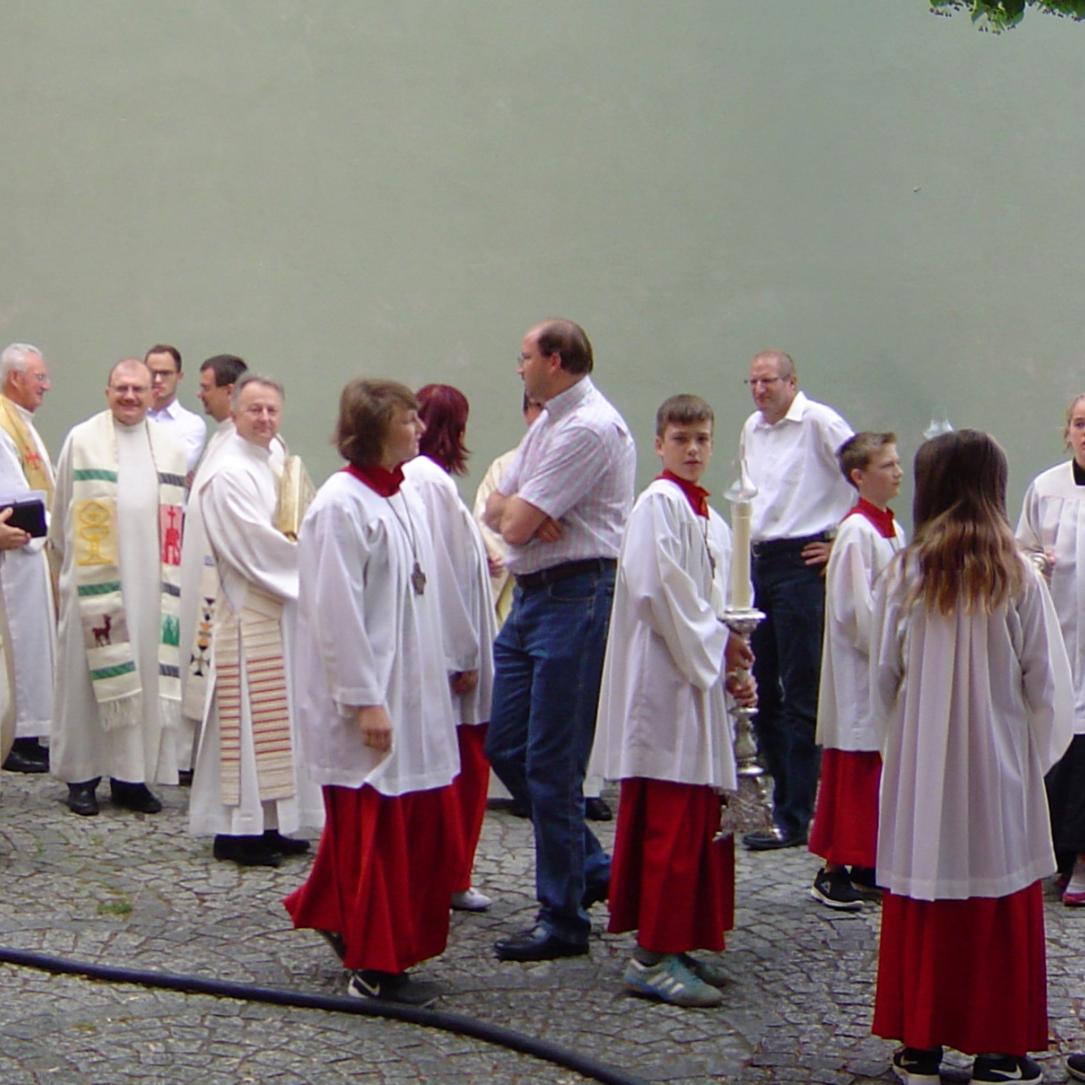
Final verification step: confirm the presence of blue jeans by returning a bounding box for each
[750,545,826,840]
[485,566,614,943]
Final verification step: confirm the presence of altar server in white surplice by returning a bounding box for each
[0,343,57,774]
[179,354,249,770]
[1016,391,1085,907]
[591,395,754,1009]
[285,379,463,1009]
[191,375,321,867]
[404,382,495,913]
[872,430,1072,1083]
[51,359,187,817]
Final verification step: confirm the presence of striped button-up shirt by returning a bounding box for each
[499,377,635,576]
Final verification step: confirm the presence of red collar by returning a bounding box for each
[658,469,710,519]
[343,462,405,496]
[846,497,895,539]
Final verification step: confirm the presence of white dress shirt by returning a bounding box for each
[740,391,854,543]
[148,398,207,472]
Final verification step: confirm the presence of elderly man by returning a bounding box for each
[484,318,635,961]
[739,349,853,850]
[178,354,249,763]
[50,358,188,816]
[0,343,56,773]
[145,344,207,473]
[189,375,320,866]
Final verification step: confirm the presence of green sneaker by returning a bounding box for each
[623,954,723,1007]
[678,952,728,988]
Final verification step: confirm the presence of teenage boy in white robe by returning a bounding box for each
[808,433,905,910]
[590,394,755,1008]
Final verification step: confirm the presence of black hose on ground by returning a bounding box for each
[0,945,650,1085]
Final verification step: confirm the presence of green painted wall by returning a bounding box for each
[3,1,1083,524]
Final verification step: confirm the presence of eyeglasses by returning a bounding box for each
[110,384,149,395]
[745,377,785,388]
[149,371,176,383]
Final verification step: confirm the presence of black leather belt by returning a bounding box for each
[751,532,831,559]
[515,557,617,591]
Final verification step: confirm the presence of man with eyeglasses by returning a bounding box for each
[739,349,853,851]
[0,343,56,773]
[145,344,207,474]
[49,359,188,817]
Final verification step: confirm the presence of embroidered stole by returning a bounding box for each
[215,585,295,805]
[0,395,54,505]
[70,412,185,732]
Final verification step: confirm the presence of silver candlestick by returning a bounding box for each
[724,469,772,815]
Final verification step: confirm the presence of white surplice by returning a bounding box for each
[403,454,494,726]
[189,433,322,837]
[472,446,517,615]
[293,470,459,797]
[0,402,56,740]
[590,479,737,790]
[1016,460,1085,735]
[872,557,1073,901]
[50,420,182,785]
[815,511,905,751]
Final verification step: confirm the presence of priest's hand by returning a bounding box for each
[356,705,393,753]
[0,507,30,550]
[451,670,479,695]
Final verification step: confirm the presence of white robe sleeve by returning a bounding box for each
[624,491,728,692]
[1016,565,1074,774]
[201,470,298,604]
[870,564,906,746]
[305,501,388,710]
[827,525,877,655]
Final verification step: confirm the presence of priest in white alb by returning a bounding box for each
[0,342,57,774]
[50,358,187,816]
[179,353,250,773]
[189,374,321,866]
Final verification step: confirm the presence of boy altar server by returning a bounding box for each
[590,394,755,1008]
[808,433,905,910]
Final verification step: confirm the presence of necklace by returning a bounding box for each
[701,516,716,580]
[385,493,427,595]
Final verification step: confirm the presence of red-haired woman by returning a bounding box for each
[403,383,496,912]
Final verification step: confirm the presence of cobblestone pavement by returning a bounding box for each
[0,773,1081,1084]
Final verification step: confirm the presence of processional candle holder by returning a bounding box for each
[723,471,771,815]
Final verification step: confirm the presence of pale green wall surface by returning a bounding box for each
[3,1,1083,525]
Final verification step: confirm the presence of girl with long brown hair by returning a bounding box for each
[871,430,1072,1085]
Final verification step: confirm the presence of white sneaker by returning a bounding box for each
[451,887,492,912]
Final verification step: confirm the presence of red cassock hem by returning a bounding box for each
[283,783,460,974]
[873,883,1048,1056]
[451,723,490,892]
[808,748,881,867]
[607,778,734,954]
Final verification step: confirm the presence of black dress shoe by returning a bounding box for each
[4,739,49,774]
[585,796,613,821]
[109,780,163,814]
[741,826,806,851]
[494,924,588,962]
[67,781,100,816]
[262,830,311,856]
[582,879,610,909]
[213,834,282,867]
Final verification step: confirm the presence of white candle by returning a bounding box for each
[730,500,753,609]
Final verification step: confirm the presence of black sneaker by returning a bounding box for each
[811,868,863,911]
[970,1054,1041,1085]
[347,969,442,1008]
[1068,1052,1085,1082]
[892,1046,943,1084]
[849,865,883,901]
